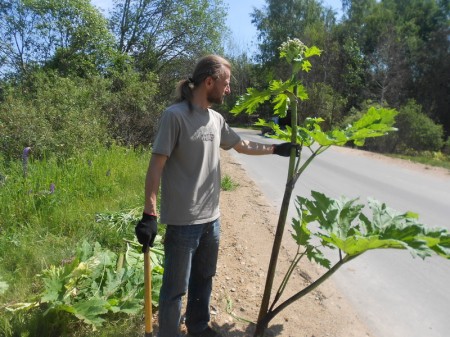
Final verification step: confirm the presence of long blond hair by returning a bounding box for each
[175,55,231,103]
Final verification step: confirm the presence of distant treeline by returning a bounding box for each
[1,0,448,160]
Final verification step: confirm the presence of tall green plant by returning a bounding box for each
[231,38,450,336]
[4,239,164,331]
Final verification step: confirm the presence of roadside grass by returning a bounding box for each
[387,151,450,171]
[221,174,239,191]
[0,145,152,336]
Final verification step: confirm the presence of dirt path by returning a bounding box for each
[205,150,373,337]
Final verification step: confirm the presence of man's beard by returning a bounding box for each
[207,88,224,105]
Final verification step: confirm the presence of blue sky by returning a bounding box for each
[91,0,343,54]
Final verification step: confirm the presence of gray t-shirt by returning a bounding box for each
[152,101,241,225]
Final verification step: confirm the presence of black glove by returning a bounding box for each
[273,142,300,157]
[135,213,158,252]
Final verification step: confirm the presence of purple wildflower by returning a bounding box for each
[49,183,55,194]
[22,147,31,178]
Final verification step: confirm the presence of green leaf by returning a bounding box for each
[297,107,397,148]
[301,60,312,72]
[304,46,322,58]
[272,93,290,117]
[306,248,331,269]
[72,298,108,328]
[427,232,450,259]
[231,87,271,115]
[296,85,309,101]
[102,268,125,298]
[78,240,93,262]
[118,299,142,315]
[291,203,332,268]
[294,192,450,261]
[40,266,66,303]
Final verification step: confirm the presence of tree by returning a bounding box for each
[365,25,409,107]
[0,0,116,79]
[0,0,41,77]
[251,0,326,65]
[393,100,444,152]
[351,0,450,133]
[109,0,227,74]
[391,0,450,135]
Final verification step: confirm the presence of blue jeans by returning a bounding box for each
[158,219,220,337]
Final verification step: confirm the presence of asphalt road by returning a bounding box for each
[228,128,450,337]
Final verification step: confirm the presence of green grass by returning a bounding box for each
[0,145,153,336]
[387,151,450,171]
[221,174,239,191]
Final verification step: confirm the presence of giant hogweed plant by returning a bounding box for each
[231,39,450,337]
[4,216,164,331]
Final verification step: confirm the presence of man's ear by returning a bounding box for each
[205,76,215,88]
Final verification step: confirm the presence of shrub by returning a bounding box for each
[0,71,111,160]
[394,100,444,152]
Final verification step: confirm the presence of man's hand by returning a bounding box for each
[273,142,301,157]
[135,213,158,252]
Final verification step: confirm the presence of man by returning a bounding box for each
[135,55,297,337]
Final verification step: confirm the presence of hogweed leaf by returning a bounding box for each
[72,298,108,329]
[272,93,290,117]
[102,268,125,298]
[291,217,310,247]
[346,107,398,144]
[301,60,312,72]
[298,107,397,148]
[426,231,450,259]
[117,299,142,315]
[291,210,331,269]
[294,191,450,262]
[40,266,66,303]
[296,85,309,101]
[269,79,292,93]
[352,106,397,130]
[231,87,271,115]
[304,45,322,58]
[9,236,165,328]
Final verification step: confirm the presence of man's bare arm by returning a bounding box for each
[233,139,274,155]
[143,153,168,215]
